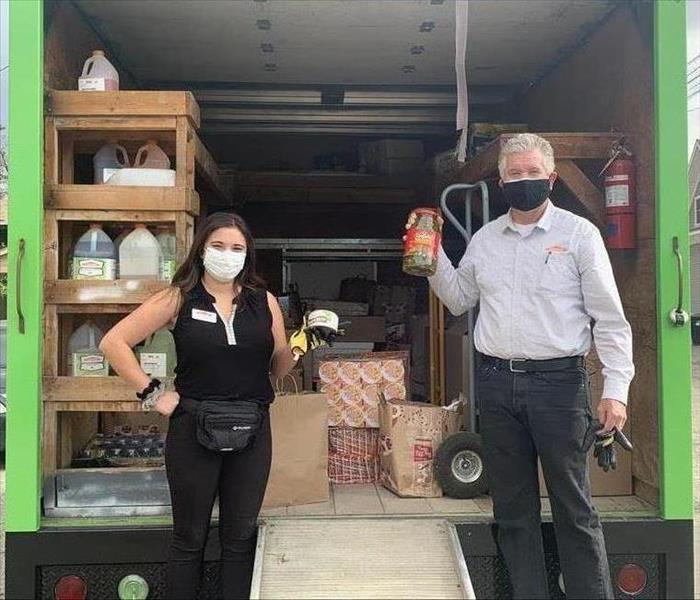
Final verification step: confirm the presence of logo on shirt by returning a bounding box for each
[545,244,568,254]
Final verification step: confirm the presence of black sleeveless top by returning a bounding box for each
[172,282,275,404]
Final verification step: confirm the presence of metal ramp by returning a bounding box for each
[251,518,475,599]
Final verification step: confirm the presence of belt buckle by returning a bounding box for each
[509,359,527,373]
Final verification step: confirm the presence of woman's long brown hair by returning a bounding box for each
[171,212,265,305]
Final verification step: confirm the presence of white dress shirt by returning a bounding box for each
[428,201,634,404]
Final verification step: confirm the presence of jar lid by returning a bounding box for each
[414,207,439,215]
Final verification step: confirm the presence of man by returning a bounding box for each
[414,133,633,599]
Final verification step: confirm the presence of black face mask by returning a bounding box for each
[502,178,550,211]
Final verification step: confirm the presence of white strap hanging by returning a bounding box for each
[455,0,469,162]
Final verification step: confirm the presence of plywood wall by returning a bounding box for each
[518,4,658,499]
[44,0,134,91]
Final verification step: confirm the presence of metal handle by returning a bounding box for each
[439,181,489,242]
[16,238,26,334]
[669,236,689,327]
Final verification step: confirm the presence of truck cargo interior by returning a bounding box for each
[41,0,658,523]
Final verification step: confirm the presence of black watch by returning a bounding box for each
[136,378,162,400]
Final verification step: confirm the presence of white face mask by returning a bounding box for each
[203,247,247,282]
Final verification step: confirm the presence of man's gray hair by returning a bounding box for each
[498,133,555,177]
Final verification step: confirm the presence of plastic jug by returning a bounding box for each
[68,322,108,377]
[119,224,161,279]
[156,227,177,281]
[136,328,177,378]
[72,224,117,280]
[93,141,130,183]
[113,228,130,278]
[79,50,119,91]
[134,140,171,169]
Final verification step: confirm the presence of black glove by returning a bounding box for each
[582,419,633,472]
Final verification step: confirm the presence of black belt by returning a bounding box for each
[177,397,269,414]
[480,354,585,373]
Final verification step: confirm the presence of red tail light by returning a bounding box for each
[53,575,87,600]
[617,563,647,596]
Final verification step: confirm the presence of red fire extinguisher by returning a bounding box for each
[601,140,636,249]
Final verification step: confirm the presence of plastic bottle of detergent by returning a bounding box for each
[72,224,117,280]
[119,224,161,279]
[93,141,130,183]
[134,140,171,169]
[68,322,108,377]
[136,328,177,378]
[155,227,177,281]
[78,50,119,91]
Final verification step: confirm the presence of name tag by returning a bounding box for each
[191,308,217,323]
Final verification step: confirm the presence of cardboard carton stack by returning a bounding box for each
[319,352,409,483]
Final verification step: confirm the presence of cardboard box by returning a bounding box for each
[340,316,386,343]
[359,139,424,175]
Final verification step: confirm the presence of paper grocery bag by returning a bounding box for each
[379,395,463,498]
[262,391,329,508]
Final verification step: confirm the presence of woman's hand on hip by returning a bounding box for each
[155,390,180,417]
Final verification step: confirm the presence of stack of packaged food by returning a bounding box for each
[318,351,409,484]
[73,425,165,468]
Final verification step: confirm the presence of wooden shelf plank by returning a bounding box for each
[556,159,606,227]
[45,280,169,305]
[47,208,192,223]
[44,377,171,404]
[194,130,232,204]
[46,185,200,215]
[236,171,422,190]
[47,91,201,129]
[435,132,621,184]
[53,116,178,131]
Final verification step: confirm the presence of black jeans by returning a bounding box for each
[165,404,272,600]
[477,360,613,600]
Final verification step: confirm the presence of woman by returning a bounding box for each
[100,212,311,599]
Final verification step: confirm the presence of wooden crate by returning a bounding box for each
[45,91,230,203]
[44,208,195,281]
[40,92,217,478]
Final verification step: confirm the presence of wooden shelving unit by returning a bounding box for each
[433,132,622,227]
[42,91,221,477]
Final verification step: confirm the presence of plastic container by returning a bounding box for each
[78,50,119,91]
[93,141,130,184]
[106,168,176,187]
[72,224,117,280]
[402,208,441,277]
[136,328,177,378]
[68,322,108,377]
[155,227,177,282]
[134,140,171,170]
[119,224,161,280]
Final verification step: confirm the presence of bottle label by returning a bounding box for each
[73,258,117,280]
[72,352,109,377]
[160,259,176,282]
[139,352,168,378]
[78,77,118,91]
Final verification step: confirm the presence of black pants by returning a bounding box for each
[165,405,272,600]
[477,360,613,600]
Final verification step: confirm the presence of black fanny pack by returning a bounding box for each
[179,397,264,453]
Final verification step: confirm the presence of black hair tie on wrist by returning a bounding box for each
[136,378,162,400]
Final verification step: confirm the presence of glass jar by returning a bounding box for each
[402,208,441,276]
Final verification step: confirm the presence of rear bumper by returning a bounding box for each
[6,518,693,599]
